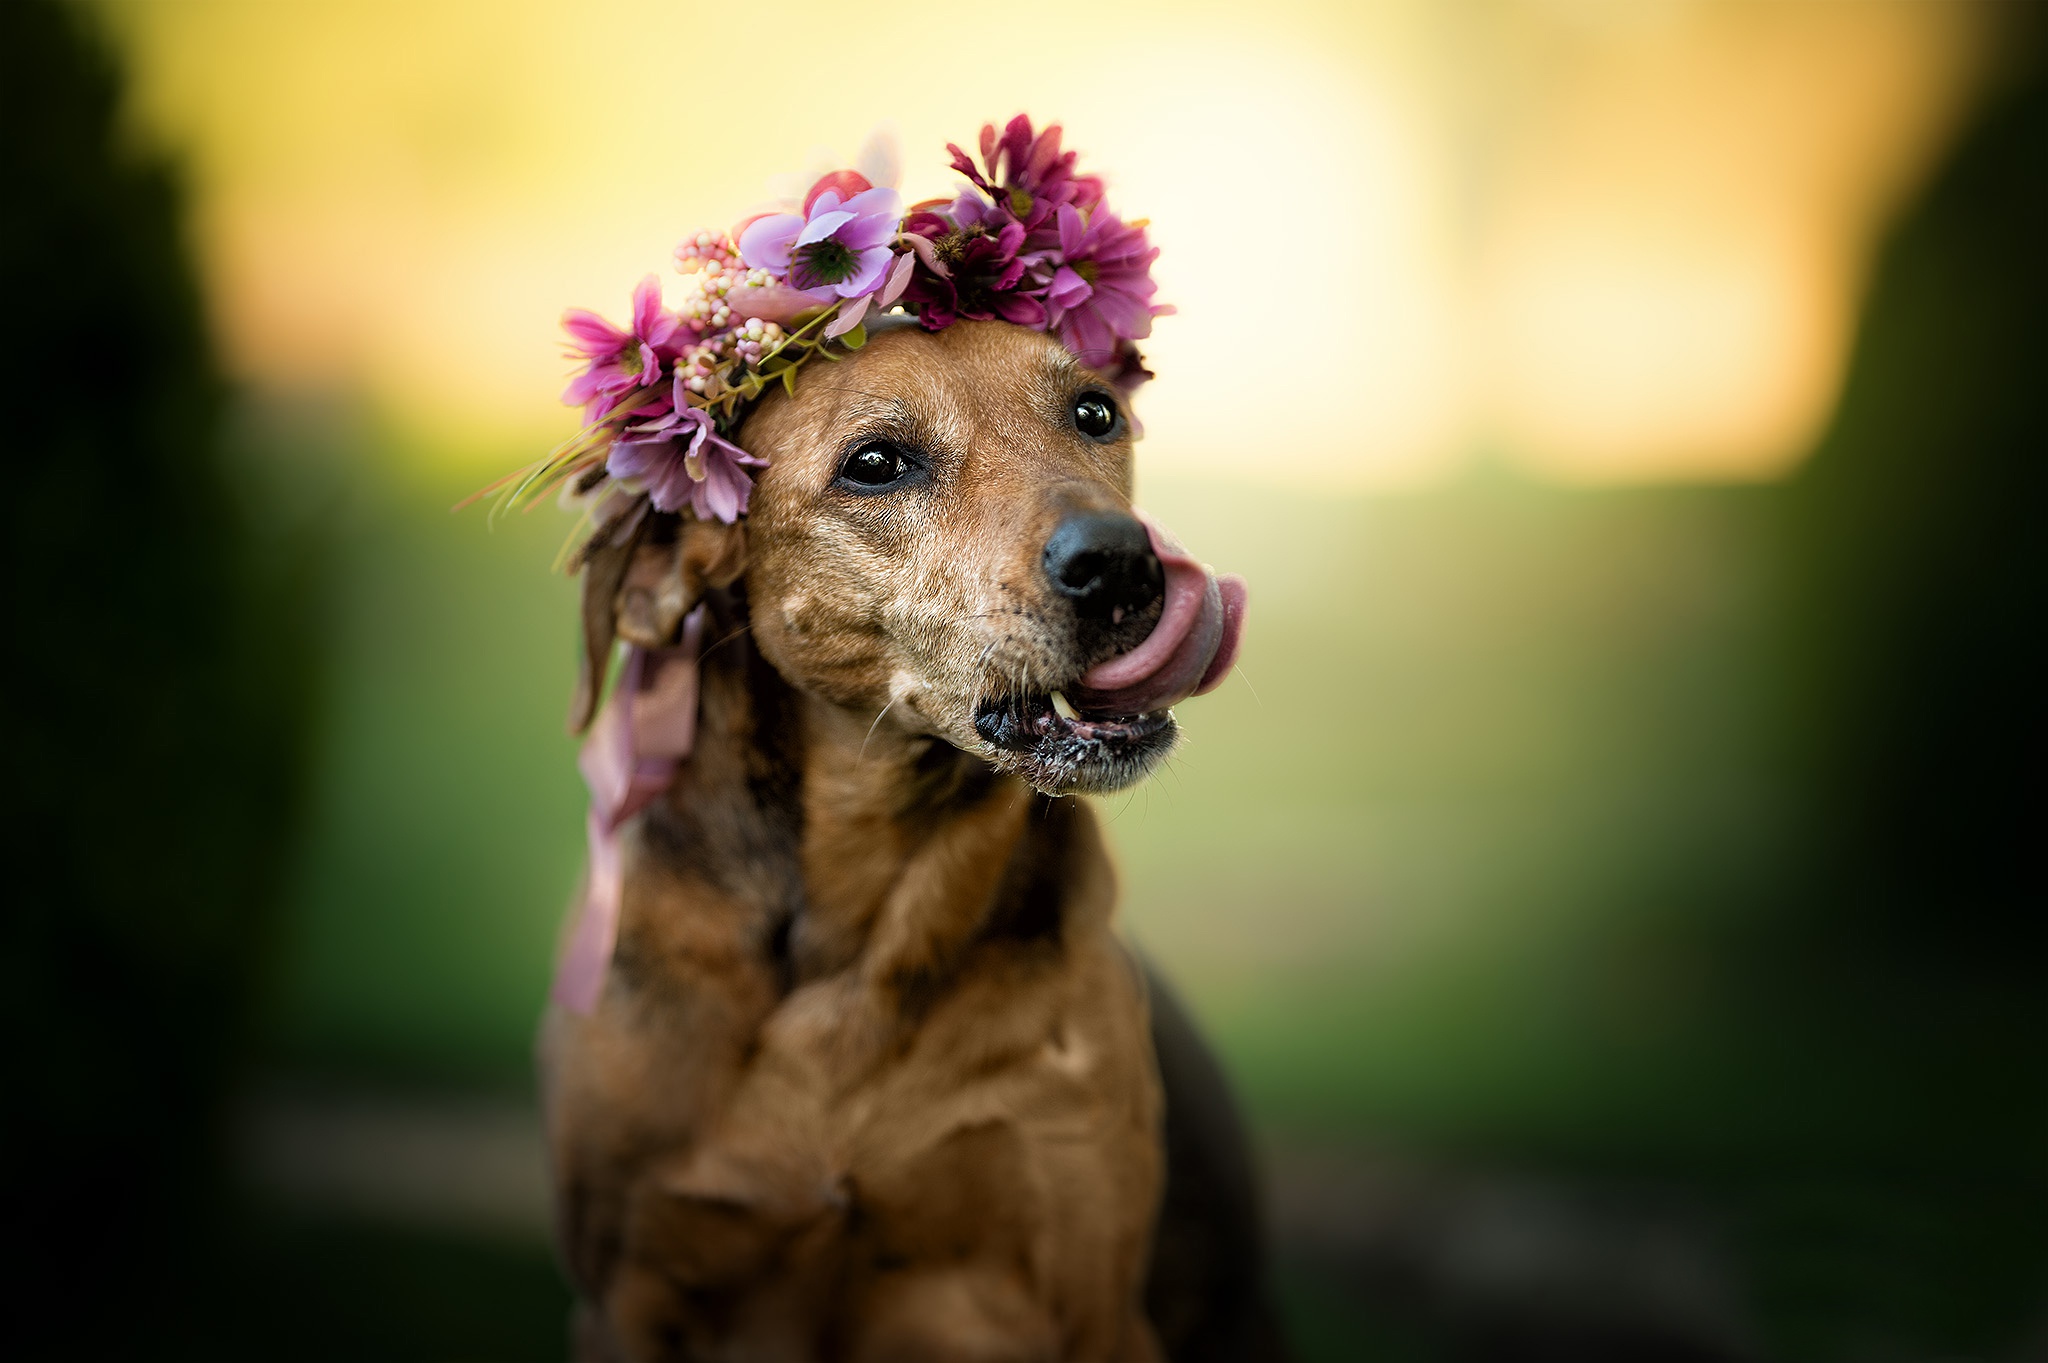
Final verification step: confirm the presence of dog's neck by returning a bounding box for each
[634,591,1095,1002]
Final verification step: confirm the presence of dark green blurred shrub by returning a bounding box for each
[0,1,318,1353]
[1746,35,2048,1361]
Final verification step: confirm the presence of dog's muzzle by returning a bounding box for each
[975,512,1247,793]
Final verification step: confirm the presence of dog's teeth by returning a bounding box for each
[1050,690,1080,721]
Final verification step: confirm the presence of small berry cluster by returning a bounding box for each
[673,316,788,397]
[670,232,770,335]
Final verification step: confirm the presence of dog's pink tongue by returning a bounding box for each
[1069,516,1247,717]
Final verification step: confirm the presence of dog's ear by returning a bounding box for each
[568,508,748,733]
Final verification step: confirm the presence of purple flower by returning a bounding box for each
[899,191,1046,330]
[1041,204,1171,368]
[947,114,1104,230]
[606,378,767,523]
[561,275,681,418]
[823,251,916,339]
[737,184,904,299]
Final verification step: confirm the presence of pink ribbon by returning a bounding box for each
[552,607,705,1013]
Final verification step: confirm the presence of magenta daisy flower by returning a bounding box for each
[1041,204,1171,368]
[947,114,1104,230]
[899,190,1047,330]
[560,275,681,418]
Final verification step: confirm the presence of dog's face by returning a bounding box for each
[734,319,1186,794]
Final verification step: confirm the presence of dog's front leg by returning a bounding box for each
[662,774,1034,1189]
[613,781,1033,1311]
[539,842,789,1334]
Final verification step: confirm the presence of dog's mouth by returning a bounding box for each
[972,691,1178,794]
[975,690,1175,748]
[972,516,1247,794]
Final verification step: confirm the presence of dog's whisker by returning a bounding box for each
[972,636,1002,683]
[857,696,897,766]
[699,619,755,663]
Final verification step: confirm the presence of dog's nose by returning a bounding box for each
[1043,511,1163,620]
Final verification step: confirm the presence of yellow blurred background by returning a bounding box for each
[105,0,1982,484]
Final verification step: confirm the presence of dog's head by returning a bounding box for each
[580,319,1243,795]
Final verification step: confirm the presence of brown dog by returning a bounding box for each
[539,319,1276,1362]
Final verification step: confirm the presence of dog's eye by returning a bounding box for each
[1073,392,1119,440]
[838,440,913,489]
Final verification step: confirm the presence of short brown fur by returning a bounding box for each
[541,321,1177,1362]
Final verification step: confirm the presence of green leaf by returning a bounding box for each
[839,322,867,350]
[780,366,799,398]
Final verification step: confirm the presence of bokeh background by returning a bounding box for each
[6,1,2042,1359]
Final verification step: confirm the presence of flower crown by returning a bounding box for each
[469,116,1170,540]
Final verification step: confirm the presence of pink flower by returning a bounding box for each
[899,191,1046,330]
[947,114,1104,230]
[1041,204,1172,368]
[737,182,904,299]
[606,378,767,524]
[561,275,682,418]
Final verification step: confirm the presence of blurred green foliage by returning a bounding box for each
[263,442,585,1079]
